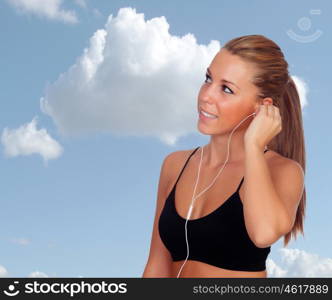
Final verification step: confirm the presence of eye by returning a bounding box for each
[222,84,233,94]
[204,74,234,95]
[204,73,212,83]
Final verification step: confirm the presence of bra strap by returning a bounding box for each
[236,148,269,192]
[174,146,200,186]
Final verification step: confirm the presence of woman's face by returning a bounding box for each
[197,48,263,135]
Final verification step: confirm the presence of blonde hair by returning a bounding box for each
[223,34,306,247]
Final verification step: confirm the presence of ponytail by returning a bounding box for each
[269,76,306,247]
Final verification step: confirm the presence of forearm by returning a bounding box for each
[243,145,290,246]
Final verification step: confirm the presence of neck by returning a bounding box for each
[203,130,247,167]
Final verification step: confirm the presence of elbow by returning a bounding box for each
[251,228,280,249]
[252,235,275,248]
[251,220,292,248]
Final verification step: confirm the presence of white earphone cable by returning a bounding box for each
[176,111,261,278]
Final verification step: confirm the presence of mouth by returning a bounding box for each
[198,107,218,120]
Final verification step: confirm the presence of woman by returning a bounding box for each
[143,34,306,278]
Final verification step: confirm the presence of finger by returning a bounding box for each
[275,107,282,124]
[261,104,266,116]
[275,105,281,119]
[270,103,275,120]
[263,102,269,117]
[267,102,274,120]
[265,102,271,117]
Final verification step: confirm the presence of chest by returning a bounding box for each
[174,167,245,221]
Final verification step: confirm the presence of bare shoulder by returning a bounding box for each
[155,148,194,203]
[266,149,305,200]
[266,149,304,176]
[164,147,197,172]
[164,148,196,166]
[163,148,198,191]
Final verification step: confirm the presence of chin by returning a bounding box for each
[197,120,220,135]
[197,119,238,136]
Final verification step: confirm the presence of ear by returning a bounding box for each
[254,97,273,114]
[261,97,274,105]
[255,97,273,109]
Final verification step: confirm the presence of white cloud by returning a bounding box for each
[0,265,52,278]
[0,265,9,277]
[266,258,288,277]
[28,271,49,278]
[291,75,309,108]
[40,7,220,145]
[6,0,78,24]
[1,117,63,164]
[39,7,306,146]
[267,248,332,277]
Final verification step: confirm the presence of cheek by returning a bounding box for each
[216,98,254,126]
[216,97,241,117]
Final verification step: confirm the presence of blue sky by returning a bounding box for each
[0,0,331,277]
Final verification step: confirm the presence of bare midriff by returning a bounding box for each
[171,260,267,278]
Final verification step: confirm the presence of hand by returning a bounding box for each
[244,103,282,150]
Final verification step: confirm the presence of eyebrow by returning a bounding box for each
[206,67,240,90]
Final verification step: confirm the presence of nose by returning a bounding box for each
[200,84,218,106]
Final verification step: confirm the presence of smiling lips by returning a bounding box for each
[199,107,218,120]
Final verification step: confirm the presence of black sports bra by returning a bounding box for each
[158,146,271,272]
